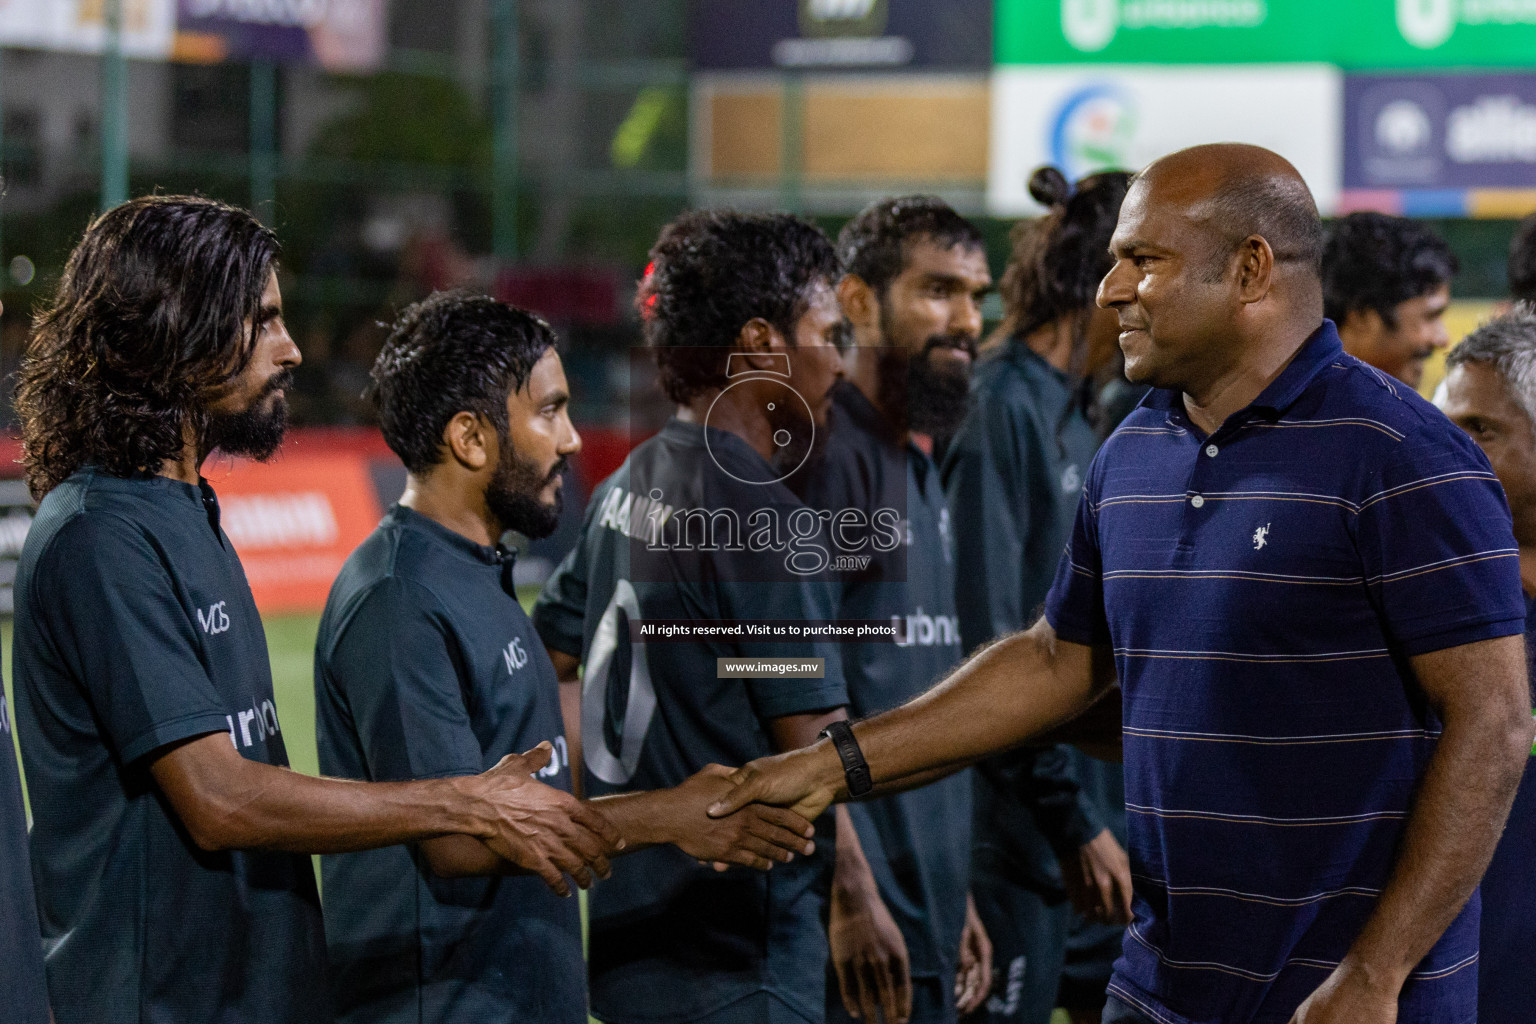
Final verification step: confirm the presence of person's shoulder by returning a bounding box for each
[801,393,889,506]
[25,474,152,569]
[971,345,1046,404]
[1311,356,1483,464]
[320,523,441,644]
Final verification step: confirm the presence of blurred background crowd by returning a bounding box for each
[0,1,1532,437]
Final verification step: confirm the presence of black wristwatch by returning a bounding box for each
[820,720,873,798]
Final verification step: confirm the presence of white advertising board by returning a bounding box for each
[0,0,174,59]
[989,65,1343,215]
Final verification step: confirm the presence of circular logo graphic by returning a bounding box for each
[1050,83,1137,182]
[1375,99,1432,156]
[1061,0,1120,52]
[1396,0,1455,50]
[703,376,816,486]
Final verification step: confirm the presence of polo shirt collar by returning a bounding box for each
[1141,319,1341,421]
[388,503,507,568]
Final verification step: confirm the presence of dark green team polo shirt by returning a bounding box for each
[315,504,584,1024]
[942,341,1106,888]
[533,418,849,1024]
[795,382,972,980]
[12,469,326,1024]
[0,675,48,1024]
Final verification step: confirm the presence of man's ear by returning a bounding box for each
[1235,235,1275,305]
[733,316,787,371]
[837,275,878,332]
[442,411,492,471]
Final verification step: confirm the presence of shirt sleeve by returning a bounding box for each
[532,533,590,659]
[322,577,483,781]
[942,396,1030,654]
[1017,746,1105,857]
[33,512,231,766]
[1043,459,1111,648]
[1355,429,1526,657]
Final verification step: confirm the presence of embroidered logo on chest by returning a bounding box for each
[197,601,231,635]
[1252,523,1272,550]
[503,636,529,674]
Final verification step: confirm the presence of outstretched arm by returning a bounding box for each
[152,735,623,896]
[1289,633,1533,1024]
[710,616,1114,820]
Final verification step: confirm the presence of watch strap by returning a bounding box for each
[820,720,873,798]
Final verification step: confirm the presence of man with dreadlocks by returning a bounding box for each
[10,196,622,1024]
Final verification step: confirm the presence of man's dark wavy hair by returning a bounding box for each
[1322,211,1457,329]
[837,194,984,296]
[638,210,839,404]
[17,195,279,500]
[371,291,557,474]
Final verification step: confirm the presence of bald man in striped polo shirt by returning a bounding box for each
[711,144,1533,1024]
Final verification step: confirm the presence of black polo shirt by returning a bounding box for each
[795,381,973,980]
[315,504,584,1024]
[12,468,326,1024]
[0,675,48,1024]
[533,418,849,1024]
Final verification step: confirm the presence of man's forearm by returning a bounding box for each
[164,753,483,854]
[813,622,1108,799]
[1339,702,1530,989]
[588,789,684,850]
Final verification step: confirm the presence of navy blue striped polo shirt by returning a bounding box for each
[1044,321,1525,1024]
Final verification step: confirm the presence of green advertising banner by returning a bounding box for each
[999,0,1536,68]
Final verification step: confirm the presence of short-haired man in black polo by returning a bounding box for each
[10,196,621,1024]
[317,292,818,1024]
[533,211,862,1024]
[711,145,1534,1024]
[1322,211,1456,389]
[1438,306,1536,1024]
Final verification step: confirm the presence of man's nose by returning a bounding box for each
[952,293,983,339]
[1097,263,1134,309]
[560,418,582,457]
[276,324,302,368]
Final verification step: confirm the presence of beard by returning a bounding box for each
[875,327,975,438]
[206,369,292,461]
[487,445,567,540]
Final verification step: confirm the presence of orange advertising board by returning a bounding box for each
[201,453,385,614]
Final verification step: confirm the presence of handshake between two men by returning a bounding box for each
[464,742,819,894]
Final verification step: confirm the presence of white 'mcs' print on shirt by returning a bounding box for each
[503,637,529,674]
[197,601,230,635]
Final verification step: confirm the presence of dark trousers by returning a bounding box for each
[827,974,955,1024]
[961,877,1070,1024]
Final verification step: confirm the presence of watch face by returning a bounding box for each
[704,355,816,486]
